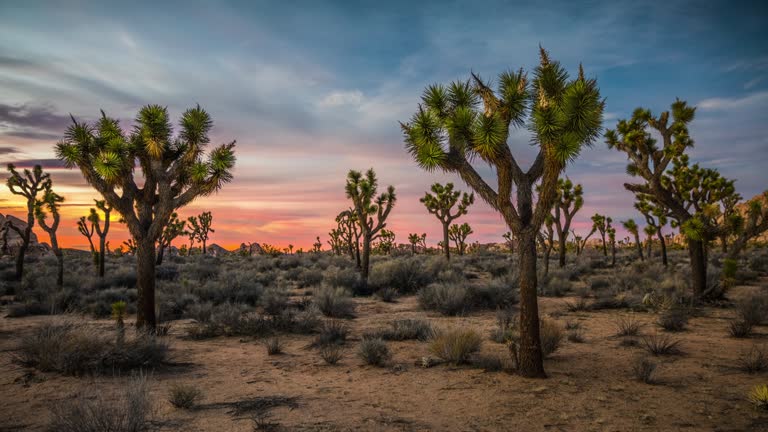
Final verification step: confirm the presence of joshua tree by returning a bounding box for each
[643,224,656,258]
[401,48,603,377]
[77,215,98,267]
[502,231,516,254]
[312,236,323,253]
[718,193,741,253]
[375,229,396,255]
[538,215,555,276]
[607,224,617,266]
[590,213,611,256]
[328,229,344,255]
[288,244,294,254]
[573,226,596,256]
[448,223,472,255]
[123,239,137,254]
[156,212,186,265]
[551,178,584,267]
[605,100,737,299]
[5,164,50,280]
[34,184,64,287]
[188,211,214,254]
[635,196,669,266]
[336,209,361,267]
[56,105,236,329]
[420,182,474,259]
[725,191,768,262]
[345,168,396,284]
[0,221,9,256]
[622,219,643,261]
[408,232,426,255]
[88,200,112,277]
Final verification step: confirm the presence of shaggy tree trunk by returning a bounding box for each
[361,233,371,284]
[156,243,166,266]
[688,239,707,299]
[601,233,607,256]
[557,233,567,268]
[634,233,643,261]
[658,231,668,266]
[202,240,207,255]
[136,238,157,330]
[98,235,106,277]
[442,222,450,260]
[517,228,545,378]
[543,245,552,277]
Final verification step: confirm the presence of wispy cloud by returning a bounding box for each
[698,91,768,110]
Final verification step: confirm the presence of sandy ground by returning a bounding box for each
[2,284,768,432]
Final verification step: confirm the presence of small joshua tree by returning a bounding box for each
[328,229,344,255]
[123,239,138,254]
[408,233,426,255]
[448,223,473,256]
[111,300,127,345]
[34,183,64,287]
[336,209,361,267]
[345,168,396,284]
[88,200,112,277]
[5,164,50,280]
[421,182,474,259]
[622,219,643,261]
[375,229,396,255]
[312,236,323,253]
[551,178,583,267]
[538,215,555,276]
[590,213,611,256]
[725,191,768,262]
[502,231,516,254]
[157,212,186,265]
[607,224,617,266]
[188,211,214,255]
[401,48,603,377]
[635,196,669,266]
[56,105,235,329]
[77,215,98,268]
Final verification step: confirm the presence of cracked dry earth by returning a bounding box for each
[2,284,768,431]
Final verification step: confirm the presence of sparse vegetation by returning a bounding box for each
[642,334,682,356]
[358,337,391,366]
[632,357,658,384]
[429,328,482,365]
[168,383,204,409]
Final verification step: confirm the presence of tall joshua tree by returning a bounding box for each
[89,200,112,277]
[401,48,603,377]
[5,164,50,280]
[448,222,473,256]
[622,219,643,261]
[421,182,474,260]
[188,211,214,254]
[56,105,236,329]
[328,228,344,255]
[336,209,361,267]
[345,168,396,284]
[605,100,736,299]
[725,191,768,261]
[77,215,98,267]
[643,224,656,259]
[157,212,186,265]
[635,196,669,266]
[590,213,611,256]
[551,178,583,267]
[34,184,64,287]
[538,215,555,276]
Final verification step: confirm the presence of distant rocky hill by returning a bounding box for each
[0,213,50,256]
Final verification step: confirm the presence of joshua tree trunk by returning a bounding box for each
[136,238,157,329]
[688,239,707,299]
[202,240,207,255]
[361,233,371,283]
[634,233,643,261]
[611,241,616,267]
[52,237,63,288]
[600,233,607,256]
[658,230,668,266]
[442,222,450,260]
[156,243,166,266]
[98,233,107,277]
[557,236,566,268]
[517,227,545,378]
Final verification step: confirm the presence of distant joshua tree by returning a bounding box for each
[590,213,611,256]
[643,224,656,259]
[336,209,361,267]
[56,105,236,329]
[375,229,396,255]
[607,223,616,266]
[288,244,294,254]
[635,196,668,266]
[313,236,323,252]
[77,215,98,267]
[408,233,426,255]
[538,215,555,276]
[123,238,137,254]
[156,212,186,265]
[34,182,64,287]
[328,229,344,255]
[448,223,473,256]
[345,168,396,284]
[188,211,214,254]
[420,182,474,260]
[5,164,50,280]
[725,191,768,262]
[89,200,112,277]
[551,178,584,267]
[502,232,516,254]
[621,219,643,261]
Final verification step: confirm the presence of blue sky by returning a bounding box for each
[0,0,767,248]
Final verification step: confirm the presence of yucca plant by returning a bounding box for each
[4,164,50,280]
[88,200,112,277]
[112,300,127,345]
[56,105,236,329]
[34,183,64,287]
[622,219,644,262]
[421,182,474,259]
[748,384,768,410]
[635,196,669,266]
[402,47,603,377]
[551,178,584,267]
[448,222,473,256]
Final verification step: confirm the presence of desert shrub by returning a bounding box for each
[589,276,613,291]
[18,321,168,375]
[470,354,505,372]
[368,257,439,294]
[315,287,356,318]
[259,287,289,316]
[641,333,682,356]
[749,384,768,410]
[322,266,363,293]
[263,337,285,355]
[657,308,689,332]
[470,277,518,309]
[6,301,50,318]
[312,320,348,347]
[564,297,590,312]
[632,357,658,384]
[539,275,572,297]
[590,293,631,310]
[567,329,586,343]
[735,294,768,326]
[376,287,398,303]
[48,373,153,432]
[291,305,322,334]
[296,267,324,288]
[736,344,768,374]
[168,383,204,409]
[490,307,516,343]
[729,319,753,338]
[418,283,469,316]
[372,319,434,341]
[82,288,138,318]
[319,344,344,365]
[615,314,642,337]
[358,337,391,366]
[429,328,482,365]
[539,319,565,357]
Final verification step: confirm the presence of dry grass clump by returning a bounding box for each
[418,283,468,316]
[315,286,356,318]
[641,333,682,356]
[367,319,434,341]
[319,344,345,365]
[657,308,689,332]
[168,382,204,409]
[729,319,753,338]
[262,337,285,355]
[736,344,768,374]
[615,314,642,337]
[311,320,348,348]
[749,384,768,410]
[358,337,391,366]
[429,328,482,365]
[632,357,658,384]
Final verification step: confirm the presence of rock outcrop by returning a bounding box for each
[0,213,50,256]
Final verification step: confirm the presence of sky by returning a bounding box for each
[0,0,767,250]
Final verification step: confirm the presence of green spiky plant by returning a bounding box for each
[408,233,426,255]
[77,215,99,269]
[538,215,555,276]
[421,182,474,260]
[157,212,186,265]
[336,209,361,267]
[187,211,214,255]
[448,223,473,256]
[345,168,396,284]
[56,105,236,329]
[401,48,603,377]
[328,228,344,255]
[590,213,611,256]
[552,178,584,267]
[88,200,112,277]
[635,195,669,266]
[5,164,50,280]
[34,183,64,287]
[375,229,396,255]
[622,219,643,261]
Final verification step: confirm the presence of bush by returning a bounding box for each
[564,297,590,312]
[418,283,468,316]
[376,287,398,303]
[615,314,642,337]
[322,266,363,294]
[168,383,204,409]
[567,329,585,343]
[18,321,168,375]
[539,319,564,357]
[632,357,658,384]
[736,294,768,326]
[641,334,682,356]
[490,308,516,343]
[429,328,482,365]
[368,256,443,294]
[48,373,153,432]
[263,337,285,355]
[749,384,768,410]
[311,320,348,347]
[358,337,391,366]
[319,344,345,365]
[315,287,356,318]
[470,354,505,372]
[736,344,767,374]
[259,287,289,316]
[470,278,518,309]
[657,308,689,332]
[539,275,572,297]
[729,319,753,338]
